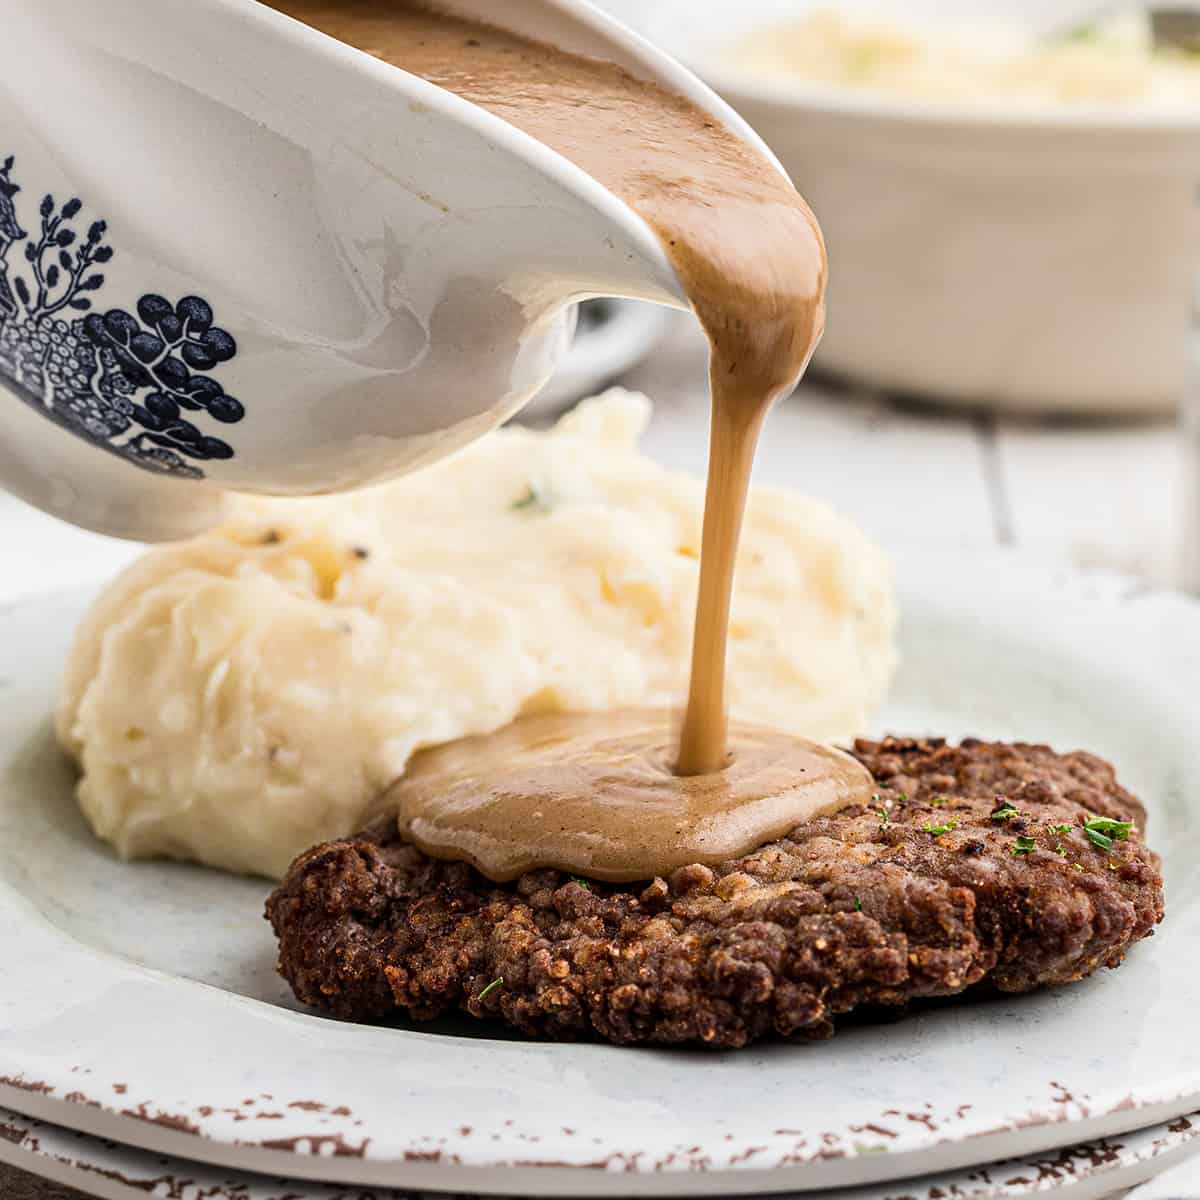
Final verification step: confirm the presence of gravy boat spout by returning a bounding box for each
[0,0,785,540]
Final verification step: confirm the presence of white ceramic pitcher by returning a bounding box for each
[0,0,785,541]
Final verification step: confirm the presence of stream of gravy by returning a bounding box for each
[269,0,872,879]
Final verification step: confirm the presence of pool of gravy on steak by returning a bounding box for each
[267,0,874,880]
[391,710,870,882]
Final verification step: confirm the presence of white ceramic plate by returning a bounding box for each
[3,1104,1199,1200]
[1,550,1198,1196]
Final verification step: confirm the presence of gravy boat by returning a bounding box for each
[0,0,786,540]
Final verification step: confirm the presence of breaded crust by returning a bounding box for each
[266,737,1164,1048]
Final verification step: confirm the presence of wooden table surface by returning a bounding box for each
[0,319,1189,1199]
[0,1169,88,1200]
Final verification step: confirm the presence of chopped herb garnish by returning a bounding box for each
[1080,814,1133,854]
[1055,844,1068,858]
[930,796,951,806]
[511,481,551,512]
[1063,20,1100,43]
[1011,835,1038,857]
[877,807,891,830]
[1048,823,1073,834]
[991,805,1021,822]
[1074,863,1085,873]
[1084,815,1134,842]
[923,819,959,836]
[477,977,504,1002]
[897,792,909,804]
[569,876,592,891]
[852,1141,890,1155]
[853,896,863,912]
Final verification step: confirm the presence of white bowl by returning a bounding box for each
[637,0,1200,415]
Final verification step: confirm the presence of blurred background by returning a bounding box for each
[3,0,1198,600]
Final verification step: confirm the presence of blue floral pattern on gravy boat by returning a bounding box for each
[0,155,244,480]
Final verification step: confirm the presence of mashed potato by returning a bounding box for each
[731,9,1200,108]
[57,391,896,879]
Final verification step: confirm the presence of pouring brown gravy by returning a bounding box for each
[269,0,874,878]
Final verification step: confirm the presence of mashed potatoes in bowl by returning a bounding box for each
[729,8,1200,110]
[632,1,1200,413]
[57,392,896,879]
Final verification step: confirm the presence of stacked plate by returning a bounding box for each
[2,1102,1198,1200]
[2,551,1199,1200]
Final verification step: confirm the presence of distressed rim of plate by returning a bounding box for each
[0,550,1198,1197]
[1,1103,1199,1200]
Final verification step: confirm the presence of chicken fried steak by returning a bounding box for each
[266,737,1163,1048]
